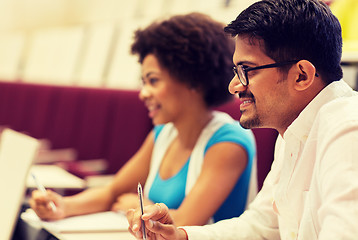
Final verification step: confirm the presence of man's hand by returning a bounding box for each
[126,203,188,240]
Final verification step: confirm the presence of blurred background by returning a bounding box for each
[0,0,257,89]
[0,0,356,90]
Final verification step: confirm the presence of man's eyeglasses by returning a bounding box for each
[233,60,318,86]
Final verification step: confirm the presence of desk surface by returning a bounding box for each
[54,232,135,240]
[13,209,135,240]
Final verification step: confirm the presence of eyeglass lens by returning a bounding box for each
[238,66,248,86]
[233,66,247,86]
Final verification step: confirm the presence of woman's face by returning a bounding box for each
[139,54,194,125]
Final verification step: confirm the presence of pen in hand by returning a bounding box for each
[31,173,57,212]
[137,182,147,240]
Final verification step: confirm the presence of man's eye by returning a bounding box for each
[246,69,257,76]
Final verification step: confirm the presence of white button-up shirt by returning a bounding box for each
[184,80,358,240]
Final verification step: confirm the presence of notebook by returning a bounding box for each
[0,129,40,240]
[21,209,129,233]
[26,164,86,189]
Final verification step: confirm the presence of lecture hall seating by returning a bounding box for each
[0,81,277,190]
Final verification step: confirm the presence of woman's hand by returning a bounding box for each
[126,203,188,240]
[111,192,154,212]
[29,189,65,221]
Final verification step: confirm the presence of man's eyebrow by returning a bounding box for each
[235,60,256,66]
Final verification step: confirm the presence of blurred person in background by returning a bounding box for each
[30,12,256,227]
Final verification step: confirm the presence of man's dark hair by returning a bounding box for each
[224,0,343,85]
[131,12,235,107]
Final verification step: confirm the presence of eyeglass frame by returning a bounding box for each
[232,60,319,86]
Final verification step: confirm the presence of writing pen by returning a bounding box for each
[31,173,57,212]
[137,182,147,240]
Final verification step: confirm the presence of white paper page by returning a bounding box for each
[21,209,129,233]
[27,165,86,189]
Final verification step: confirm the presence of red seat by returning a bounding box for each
[104,90,152,173]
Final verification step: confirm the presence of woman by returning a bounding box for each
[30,12,256,226]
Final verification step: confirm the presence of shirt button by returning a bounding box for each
[290,231,297,239]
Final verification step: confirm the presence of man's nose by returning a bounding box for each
[228,75,246,94]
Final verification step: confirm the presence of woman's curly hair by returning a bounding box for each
[131,12,235,107]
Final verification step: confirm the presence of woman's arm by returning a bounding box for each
[30,131,155,220]
[170,142,248,226]
[64,130,155,216]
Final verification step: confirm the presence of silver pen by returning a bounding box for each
[137,183,147,240]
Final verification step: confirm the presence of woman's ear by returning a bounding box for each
[294,60,317,91]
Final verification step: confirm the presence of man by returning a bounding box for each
[127,0,358,239]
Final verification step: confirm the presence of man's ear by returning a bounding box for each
[293,60,317,91]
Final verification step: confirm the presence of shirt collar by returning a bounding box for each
[284,80,355,143]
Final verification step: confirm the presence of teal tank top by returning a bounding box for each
[148,122,255,222]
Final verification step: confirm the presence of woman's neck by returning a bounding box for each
[173,109,214,149]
